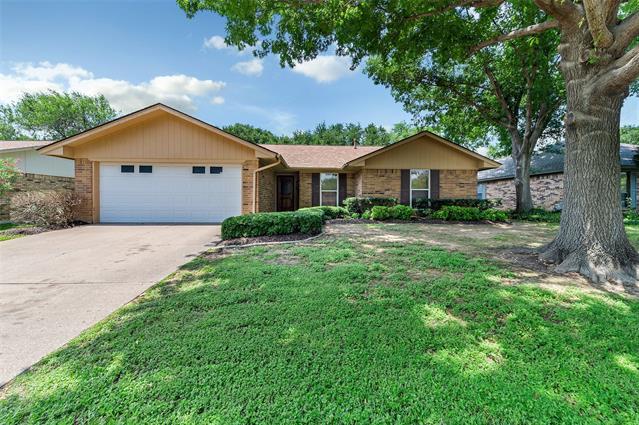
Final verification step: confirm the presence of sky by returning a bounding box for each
[0,0,637,138]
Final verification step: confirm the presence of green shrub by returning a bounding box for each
[370,206,391,220]
[415,208,432,218]
[624,210,639,225]
[343,197,397,214]
[512,208,561,223]
[432,206,482,221]
[221,210,323,240]
[389,204,414,220]
[299,206,348,220]
[361,210,371,220]
[351,213,361,219]
[480,208,509,222]
[413,198,502,211]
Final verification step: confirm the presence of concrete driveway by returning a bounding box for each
[0,225,220,386]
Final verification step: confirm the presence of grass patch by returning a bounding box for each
[0,222,34,242]
[1,237,638,423]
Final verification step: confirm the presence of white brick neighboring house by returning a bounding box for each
[477,144,639,211]
[0,141,75,221]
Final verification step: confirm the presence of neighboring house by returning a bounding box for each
[39,103,499,223]
[477,144,639,210]
[0,141,75,221]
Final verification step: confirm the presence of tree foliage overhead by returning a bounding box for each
[1,91,118,140]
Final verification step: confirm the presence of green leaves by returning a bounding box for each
[4,91,117,140]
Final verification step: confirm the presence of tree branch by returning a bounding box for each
[612,11,639,53]
[597,44,639,93]
[406,0,504,20]
[532,0,583,24]
[583,0,614,48]
[483,65,515,127]
[469,20,560,54]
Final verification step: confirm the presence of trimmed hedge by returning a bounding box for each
[413,198,502,211]
[432,206,482,221]
[343,197,397,214]
[221,210,323,240]
[298,206,349,220]
[369,204,414,221]
[432,206,508,222]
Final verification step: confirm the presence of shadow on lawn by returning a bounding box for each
[1,240,638,424]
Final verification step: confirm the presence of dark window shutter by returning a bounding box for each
[311,173,320,206]
[338,173,347,206]
[430,170,440,200]
[400,169,410,205]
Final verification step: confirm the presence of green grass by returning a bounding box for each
[1,237,639,424]
[0,223,33,241]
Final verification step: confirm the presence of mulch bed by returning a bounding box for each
[328,218,510,225]
[216,232,320,247]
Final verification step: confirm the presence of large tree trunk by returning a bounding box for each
[540,33,639,283]
[513,148,533,214]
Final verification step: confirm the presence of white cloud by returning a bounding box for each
[231,58,264,77]
[0,61,226,113]
[211,96,225,105]
[203,35,230,50]
[291,55,353,83]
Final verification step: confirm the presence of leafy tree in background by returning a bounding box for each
[0,158,19,196]
[223,123,282,145]
[179,0,639,283]
[3,91,117,140]
[621,125,639,145]
[224,120,419,146]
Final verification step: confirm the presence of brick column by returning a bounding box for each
[74,158,94,223]
[242,160,258,214]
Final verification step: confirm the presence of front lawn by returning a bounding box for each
[1,224,638,423]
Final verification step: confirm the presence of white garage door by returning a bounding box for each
[100,163,242,223]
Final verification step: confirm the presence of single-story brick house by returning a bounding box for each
[0,141,75,221]
[39,103,499,223]
[477,144,639,210]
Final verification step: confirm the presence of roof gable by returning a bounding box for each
[39,104,277,159]
[346,131,500,170]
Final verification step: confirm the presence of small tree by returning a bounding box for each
[0,158,19,196]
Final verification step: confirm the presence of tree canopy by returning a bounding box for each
[0,91,118,140]
[621,125,639,145]
[223,121,424,146]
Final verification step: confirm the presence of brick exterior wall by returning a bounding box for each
[483,173,564,210]
[299,172,313,208]
[242,160,258,214]
[74,158,94,223]
[358,169,402,199]
[1,173,75,221]
[257,168,276,212]
[439,170,477,199]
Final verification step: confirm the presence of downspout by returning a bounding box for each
[253,158,281,213]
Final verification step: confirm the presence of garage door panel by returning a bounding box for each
[100,163,242,223]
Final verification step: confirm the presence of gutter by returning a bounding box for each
[252,158,281,213]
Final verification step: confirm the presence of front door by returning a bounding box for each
[277,175,296,211]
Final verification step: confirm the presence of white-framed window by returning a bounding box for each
[410,169,430,207]
[477,183,486,200]
[320,173,339,206]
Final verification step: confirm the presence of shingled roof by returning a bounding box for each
[0,140,52,152]
[261,144,381,169]
[478,143,639,182]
